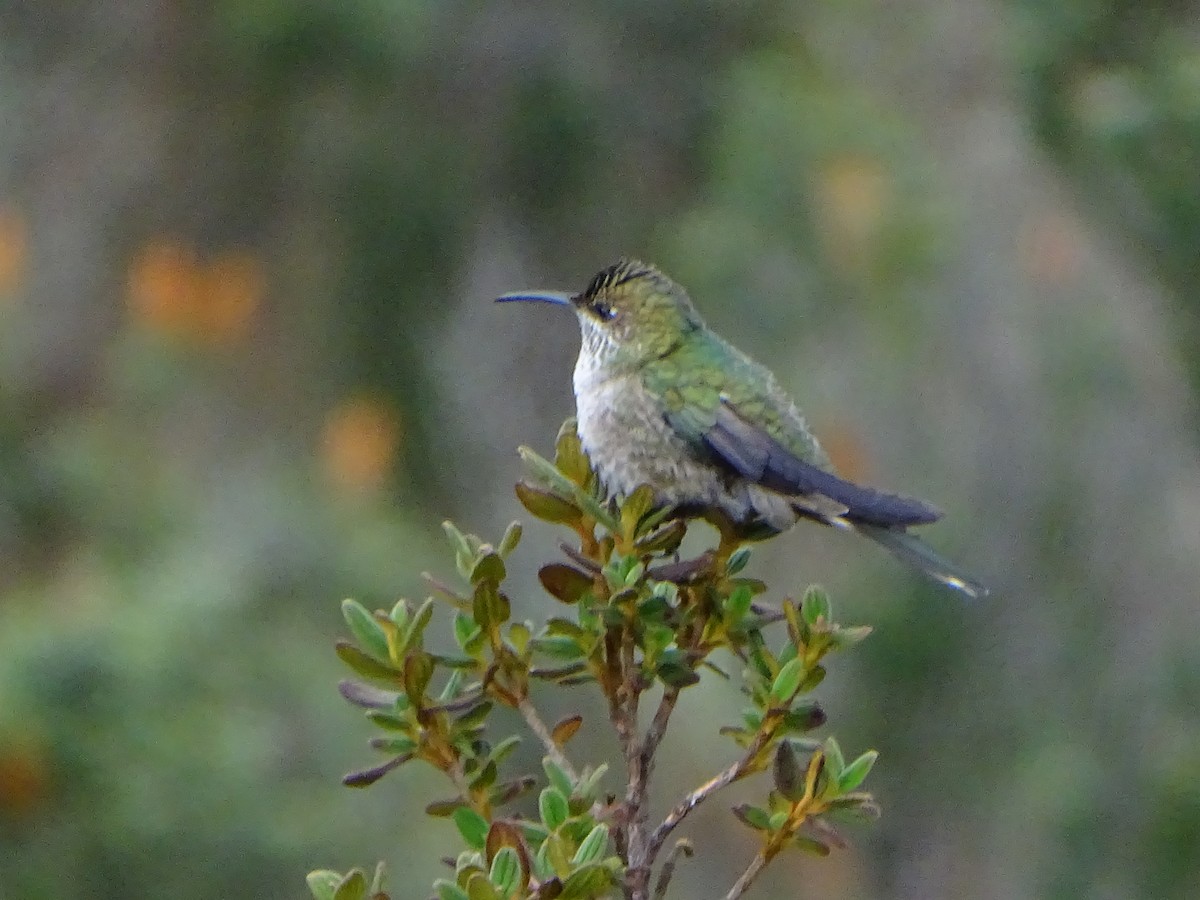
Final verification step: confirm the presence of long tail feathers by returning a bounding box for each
[854,523,988,599]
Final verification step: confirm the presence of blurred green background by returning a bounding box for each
[2,1,1199,897]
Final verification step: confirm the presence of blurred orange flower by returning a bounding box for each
[816,155,890,272]
[321,396,403,492]
[0,205,29,296]
[127,238,263,344]
[0,738,50,820]
[128,239,196,335]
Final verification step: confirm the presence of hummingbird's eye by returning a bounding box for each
[592,302,616,322]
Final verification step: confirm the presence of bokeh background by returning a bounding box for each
[2,1,1199,898]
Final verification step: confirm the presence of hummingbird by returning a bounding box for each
[497,259,985,598]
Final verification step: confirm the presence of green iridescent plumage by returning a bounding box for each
[643,328,828,471]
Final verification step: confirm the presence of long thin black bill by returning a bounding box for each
[495,291,573,306]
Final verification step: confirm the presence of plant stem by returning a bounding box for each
[642,688,679,764]
[625,686,682,895]
[645,725,774,866]
[723,850,769,900]
[619,617,651,899]
[517,696,578,782]
[651,839,693,900]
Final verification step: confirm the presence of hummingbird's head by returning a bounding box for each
[497,258,704,365]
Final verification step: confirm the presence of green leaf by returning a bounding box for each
[508,622,531,655]
[368,736,417,755]
[401,597,436,655]
[518,447,617,530]
[642,624,674,658]
[498,521,523,556]
[789,835,831,856]
[769,658,805,704]
[726,546,752,575]
[491,735,522,764]
[434,879,471,900]
[464,630,488,658]
[559,864,616,899]
[723,583,753,620]
[826,792,881,819]
[471,551,507,585]
[335,641,401,684]
[746,636,775,681]
[538,564,593,604]
[472,582,495,630]
[486,820,529,872]
[782,599,804,646]
[456,701,494,730]
[490,847,522,896]
[470,760,499,792]
[364,709,410,731]
[455,613,481,651]
[390,599,411,630]
[403,650,435,700]
[341,599,390,661]
[776,642,797,668]
[514,482,582,526]
[801,586,831,627]
[571,824,609,865]
[823,737,846,779]
[435,655,479,673]
[333,869,366,900]
[731,804,771,831]
[634,519,687,554]
[620,484,656,538]
[444,521,477,579]
[781,702,826,733]
[657,658,701,689]
[306,870,341,900]
[729,577,768,597]
[481,581,511,626]
[439,668,465,701]
[545,618,586,639]
[838,750,878,793]
[575,764,608,804]
[466,871,501,900]
[637,598,671,629]
[620,560,645,587]
[798,665,826,692]
[553,420,592,485]
[456,850,487,877]
[427,798,466,817]
[454,807,490,850]
[531,636,584,660]
[539,786,570,830]
[542,832,573,879]
[532,839,555,881]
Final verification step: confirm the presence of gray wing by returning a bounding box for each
[703,400,943,528]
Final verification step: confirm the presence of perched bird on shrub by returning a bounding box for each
[499,259,985,598]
